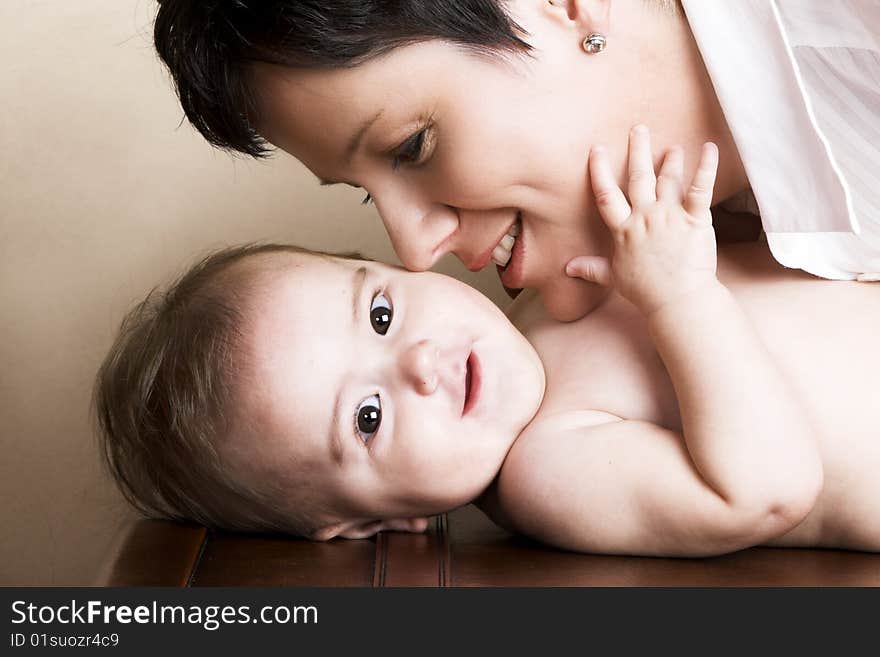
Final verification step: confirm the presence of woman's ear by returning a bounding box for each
[543,0,611,34]
[312,517,430,541]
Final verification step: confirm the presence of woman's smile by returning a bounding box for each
[498,214,527,290]
[252,36,620,320]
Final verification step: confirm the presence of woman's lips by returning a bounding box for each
[498,215,526,290]
[462,351,481,417]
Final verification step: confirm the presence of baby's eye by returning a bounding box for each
[355,394,382,443]
[370,292,393,335]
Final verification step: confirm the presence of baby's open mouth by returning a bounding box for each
[462,351,481,417]
[491,216,521,268]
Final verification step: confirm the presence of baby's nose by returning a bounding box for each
[401,340,439,395]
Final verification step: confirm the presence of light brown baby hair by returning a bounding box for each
[93,242,363,536]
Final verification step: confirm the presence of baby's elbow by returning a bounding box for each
[742,458,824,539]
[771,461,824,530]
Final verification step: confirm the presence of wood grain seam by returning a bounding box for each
[184,527,210,587]
[372,531,388,588]
[437,513,451,588]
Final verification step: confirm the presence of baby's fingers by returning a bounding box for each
[566,255,613,288]
[589,146,630,230]
[685,142,718,220]
[627,125,657,207]
[656,146,684,203]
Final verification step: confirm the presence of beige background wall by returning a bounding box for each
[0,0,506,585]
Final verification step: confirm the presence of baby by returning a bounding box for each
[95,128,880,556]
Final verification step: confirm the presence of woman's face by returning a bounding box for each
[252,3,635,320]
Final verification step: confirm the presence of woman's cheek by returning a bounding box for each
[438,113,534,202]
[431,131,503,199]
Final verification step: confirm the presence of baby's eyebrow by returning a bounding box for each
[327,266,369,466]
[329,388,345,466]
[351,266,367,327]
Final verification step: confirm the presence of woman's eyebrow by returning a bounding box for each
[315,112,384,186]
[345,109,385,163]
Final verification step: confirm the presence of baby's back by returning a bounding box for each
[510,241,880,550]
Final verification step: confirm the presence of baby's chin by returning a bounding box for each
[539,275,611,322]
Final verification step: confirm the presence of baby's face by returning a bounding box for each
[231,253,545,538]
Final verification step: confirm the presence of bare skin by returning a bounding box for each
[494,241,880,554]
[251,0,752,322]
[225,126,877,555]
[479,128,880,556]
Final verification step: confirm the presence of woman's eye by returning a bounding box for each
[370,292,393,335]
[392,128,428,170]
[355,394,382,443]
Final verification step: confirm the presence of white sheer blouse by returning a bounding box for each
[683,0,880,280]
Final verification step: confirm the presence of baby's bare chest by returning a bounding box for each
[519,245,880,433]
[526,299,680,429]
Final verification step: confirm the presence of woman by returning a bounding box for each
[154,0,880,321]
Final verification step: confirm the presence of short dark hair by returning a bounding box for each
[153,1,531,157]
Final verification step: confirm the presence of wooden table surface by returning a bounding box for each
[97,505,880,587]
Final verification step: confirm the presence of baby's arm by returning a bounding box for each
[502,127,823,556]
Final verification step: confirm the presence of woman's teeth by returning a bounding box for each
[491,220,521,267]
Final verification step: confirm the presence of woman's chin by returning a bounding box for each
[540,276,611,322]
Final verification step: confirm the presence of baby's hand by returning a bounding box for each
[567,125,719,316]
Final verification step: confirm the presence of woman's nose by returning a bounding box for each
[400,340,439,395]
[374,186,459,271]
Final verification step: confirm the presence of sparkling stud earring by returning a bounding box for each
[582,33,607,54]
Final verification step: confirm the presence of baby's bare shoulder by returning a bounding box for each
[478,410,621,536]
[503,409,621,475]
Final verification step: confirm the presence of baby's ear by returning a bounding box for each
[375,517,431,535]
[312,517,430,541]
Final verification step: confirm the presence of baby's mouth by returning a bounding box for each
[491,216,521,268]
[462,351,481,417]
